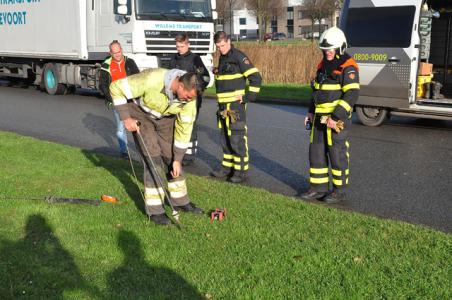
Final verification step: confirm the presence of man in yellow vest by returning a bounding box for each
[110,68,203,225]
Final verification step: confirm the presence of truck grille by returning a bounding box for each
[144,30,211,52]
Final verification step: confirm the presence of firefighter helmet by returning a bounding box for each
[319,27,347,55]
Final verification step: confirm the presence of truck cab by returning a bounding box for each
[340,0,452,126]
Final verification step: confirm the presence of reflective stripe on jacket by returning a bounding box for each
[310,57,360,121]
[110,68,197,153]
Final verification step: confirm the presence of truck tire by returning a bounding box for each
[355,105,390,127]
[43,63,67,95]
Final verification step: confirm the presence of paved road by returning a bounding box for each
[1,83,451,232]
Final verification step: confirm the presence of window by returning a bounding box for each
[239,18,246,25]
[345,6,416,48]
[287,7,293,20]
[240,29,246,37]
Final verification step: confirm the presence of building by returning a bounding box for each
[221,5,259,40]
[218,0,340,40]
[269,1,340,39]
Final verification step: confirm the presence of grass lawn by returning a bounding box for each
[0,131,450,299]
[204,83,312,105]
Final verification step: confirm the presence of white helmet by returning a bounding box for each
[319,27,348,55]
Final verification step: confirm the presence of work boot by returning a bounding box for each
[228,171,247,184]
[300,189,327,201]
[174,202,204,214]
[120,152,129,160]
[323,191,346,204]
[149,213,171,225]
[210,167,232,179]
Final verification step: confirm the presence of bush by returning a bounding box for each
[213,42,321,84]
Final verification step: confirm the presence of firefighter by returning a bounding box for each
[110,68,203,225]
[210,31,262,183]
[169,33,210,166]
[301,27,360,204]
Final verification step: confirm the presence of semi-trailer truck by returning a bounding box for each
[0,0,216,95]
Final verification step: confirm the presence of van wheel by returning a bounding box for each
[42,63,67,95]
[356,106,389,127]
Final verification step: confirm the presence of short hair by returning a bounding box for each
[109,40,121,51]
[214,31,230,43]
[179,72,202,96]
[175,33,189,43]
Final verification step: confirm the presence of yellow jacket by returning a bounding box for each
[110,68,197,159]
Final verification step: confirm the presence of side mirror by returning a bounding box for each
[114,0,131,16]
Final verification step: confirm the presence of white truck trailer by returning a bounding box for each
[0,0,216,95]
[340,0,452,125]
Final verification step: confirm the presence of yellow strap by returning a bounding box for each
[310,177,329,184]
[243,67,258,77]
[332,169,342,176]
[217,90,246,98]
[249,86,260,93]
[216,73,244,80]
[327,127,332,146]
[315,100,352,114]
[342,83,360,92]
[314,83,341,90]
[337,100,352,112]
[223,154,233,159]
[310,168,329,174]
[222,161,234,167]
[333,179,343,186]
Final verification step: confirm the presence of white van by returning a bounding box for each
[340,0,452,126]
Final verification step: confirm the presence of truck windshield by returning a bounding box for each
[136,0,212,21]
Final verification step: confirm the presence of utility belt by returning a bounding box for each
[218,101,241,123]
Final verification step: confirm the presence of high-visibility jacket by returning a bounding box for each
[309,55,360,121]
[110,68,197,157]
[215,46,262,103]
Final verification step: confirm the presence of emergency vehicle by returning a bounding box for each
[0,0,216,95]
[340,0,452,126]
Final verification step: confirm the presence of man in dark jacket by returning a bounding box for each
[99,40,140,159]
[210,31,262,183]
[301,27,360,204]
[169,33,210,165]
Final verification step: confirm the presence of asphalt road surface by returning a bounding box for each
[1,83,451,232]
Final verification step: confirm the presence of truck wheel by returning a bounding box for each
[355,105,389,127]
[43,63,66,95]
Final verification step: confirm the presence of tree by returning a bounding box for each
[304,0,336,40]
[245,0,285,40]
[216,0,240,35]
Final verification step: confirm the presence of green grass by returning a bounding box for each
[205,83,312,104]
[0,131,451,299]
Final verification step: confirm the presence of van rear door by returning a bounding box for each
[341,0,422,108]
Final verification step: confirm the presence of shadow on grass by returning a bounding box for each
[197,123,307,193]
[0,214,100,298]
[82,149,146,216]
[106,230,204,299]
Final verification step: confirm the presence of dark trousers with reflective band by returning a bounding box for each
[128,104,190,216]
[217,101,249,173]
[309,116,351,193]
